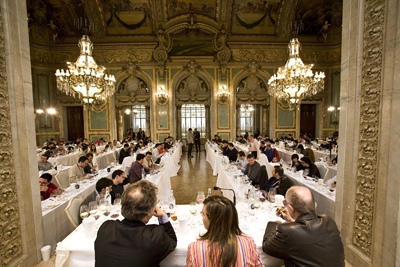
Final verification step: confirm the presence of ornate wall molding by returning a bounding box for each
[352,0,385,257]
[0,7,23,265]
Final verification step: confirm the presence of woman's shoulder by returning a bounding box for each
[237,235,256,245]
[188,239,209,250]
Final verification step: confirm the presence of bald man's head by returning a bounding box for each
[286,186,315,215]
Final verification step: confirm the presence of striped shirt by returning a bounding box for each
[187,235,264,267]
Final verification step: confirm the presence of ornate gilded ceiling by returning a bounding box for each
[27,0,342,47]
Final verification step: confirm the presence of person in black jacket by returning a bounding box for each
[226,143,238,162]
[296,156,321,178]
[119,144,131,164]
[263,186,344,267]
[95,180,177,267]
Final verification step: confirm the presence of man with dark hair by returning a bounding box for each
[262,143,275,162]
[281,133,287,141]
[287,134,294,141]
[243,154,261,185]
[119,143,131,164]
[164,137,171,150]
[193,128,201,152]
[38,154,53,171]
[263,186,345,267]
[152,143,164,164]
[143,152,158,170]
[262,166,293,196]
[238,135,247,144]
[297,156,321,177]
[54,142,66,155]
[69,156,89,182]
[110,169,127,204]
[248,134,260,159]
[79,178,113,224]
[39,173,58,200]
[226,143,238,162]
[95,180,177,266]
[80,145,89,157]
[259,141,266,153]
[129,153,149,184]
[292,140,299,150]
[221,141,230,156]
[84,153,98,174]
[320,140,330,150]
[187,128,194,158]
[232,151,248,172]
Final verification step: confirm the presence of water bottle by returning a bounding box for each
[169,189,176,212]
[208,188,212,197]
[105,187,112,205]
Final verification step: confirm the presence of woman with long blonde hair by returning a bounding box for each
[186,195,264,267]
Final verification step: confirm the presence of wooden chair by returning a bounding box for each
[64,196,84,228]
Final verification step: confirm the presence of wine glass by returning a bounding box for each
[80,205,89,220]
[196,192,205,205]
[89,201,99,219]
[268,188,276,208]
[303,169,310,177]
[259,190,267,211]
[189,202,198,227]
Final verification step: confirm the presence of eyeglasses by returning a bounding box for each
[39,182,48,186]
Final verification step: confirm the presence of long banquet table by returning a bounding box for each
[48,152,80,166]
[92,147,122,170]
[55,204,284,267]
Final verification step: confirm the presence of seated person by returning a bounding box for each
[79,145,89,157]
[259,141,266,153]
[298,137,306,145]
[221,141,229,155]
[187,195,263,266]
[226,143,238,162]
[287,134,294,141]
[79,178,113,224]
[121,137,129,144]
[291,154,302,170]
[129,143,135,154]
[243,154,261,185]
[292,140,299,150]
[274,139,282,148]
[95,180,177,266]
[212,135,220,143]
[152,143,164,164]
[262,166,293,196]
[232,151,248,173]
[134,141,144,152]
[263,143,275,162]
[159,143,168,154]
[280,133,287,141]
[129,154,150,184]
[164,137,171,149]
[119,144,131,164]
[69,156,89,182]
[38,154,53,171]
[105,141,113,150]
[110,170,128,204]
[297,144,308,157]
[238,135,247,144]
[320,140,330,150]
[39,173,58,200]
[143,152,158,170]
[84,153,98,174]
[113,139,121,148]
[263,186,344,267]
[296,156,321,178]
[54,142,66,155]
[47,147,56,157]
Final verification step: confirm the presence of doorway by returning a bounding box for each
[66,106,84,141]
[300,104,316,138]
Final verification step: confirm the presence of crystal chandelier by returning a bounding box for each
[268,38,325,110]
[55,35,116,105]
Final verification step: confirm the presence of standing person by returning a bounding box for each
[248,134,260,159]
[186,195,264,267]
[95,180,177,267]
[137,128,145,141]
[187,128,194,158]
[263,186,345,267]
[193,128,201,152]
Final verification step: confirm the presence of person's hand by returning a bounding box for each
[331,182,336,188]
[92,164,98,170]
[257,157,259,160]
[153,205,166,218]
[274,221,283,224]
[237,165,242,169]
[276,207,294,223]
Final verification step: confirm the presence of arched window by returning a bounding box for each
[181,104,206,138]
[125,105,146,132]
[239,104,254,136]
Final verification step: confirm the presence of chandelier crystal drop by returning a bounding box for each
[268,38,325,110]
[55,35,116,104]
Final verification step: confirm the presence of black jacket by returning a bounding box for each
[227,147,238,162]
[263,213,345,267]
[95,219,177,267]
[119,148,130,164]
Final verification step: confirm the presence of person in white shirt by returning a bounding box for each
[232,151,248,173]
[152,143,164,164]
[248,134,260,159]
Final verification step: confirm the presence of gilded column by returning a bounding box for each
[176,104,182,140]
[145,105,151,139]
[236,104,241,137]
[117,106,124,140]
[262,104,268,136]
[205,104,211,140]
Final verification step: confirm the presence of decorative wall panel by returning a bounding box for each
[352,0,385,257]
[0,8,23,265]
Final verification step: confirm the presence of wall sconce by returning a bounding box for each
[217,86,230,105]
[327,105,340,131]
[155,86,169,106]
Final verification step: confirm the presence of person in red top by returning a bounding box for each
[39,173,58,200]
[158,143,168,154]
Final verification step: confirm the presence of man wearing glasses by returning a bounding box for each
[39,173,58,200]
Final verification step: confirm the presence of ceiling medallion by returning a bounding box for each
[55,34,116,107]
[268,38,325,110]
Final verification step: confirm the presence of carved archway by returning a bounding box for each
[233,62,271,136]
[172,61,213,140]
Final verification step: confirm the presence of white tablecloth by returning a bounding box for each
[205,143,224,176]
[48,152,80,166]
[55,205,283,267]
[92,148,122,170]
[277,149,304,164]
[160,144,182,177]
[42,166,123,253]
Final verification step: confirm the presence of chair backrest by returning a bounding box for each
[64,196,84,228]
[305,148,315,163]
[259,165,269,189]
[54,170,70,190]
[317,165,329,182]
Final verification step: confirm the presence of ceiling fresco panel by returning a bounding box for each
[166,0,217,21]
